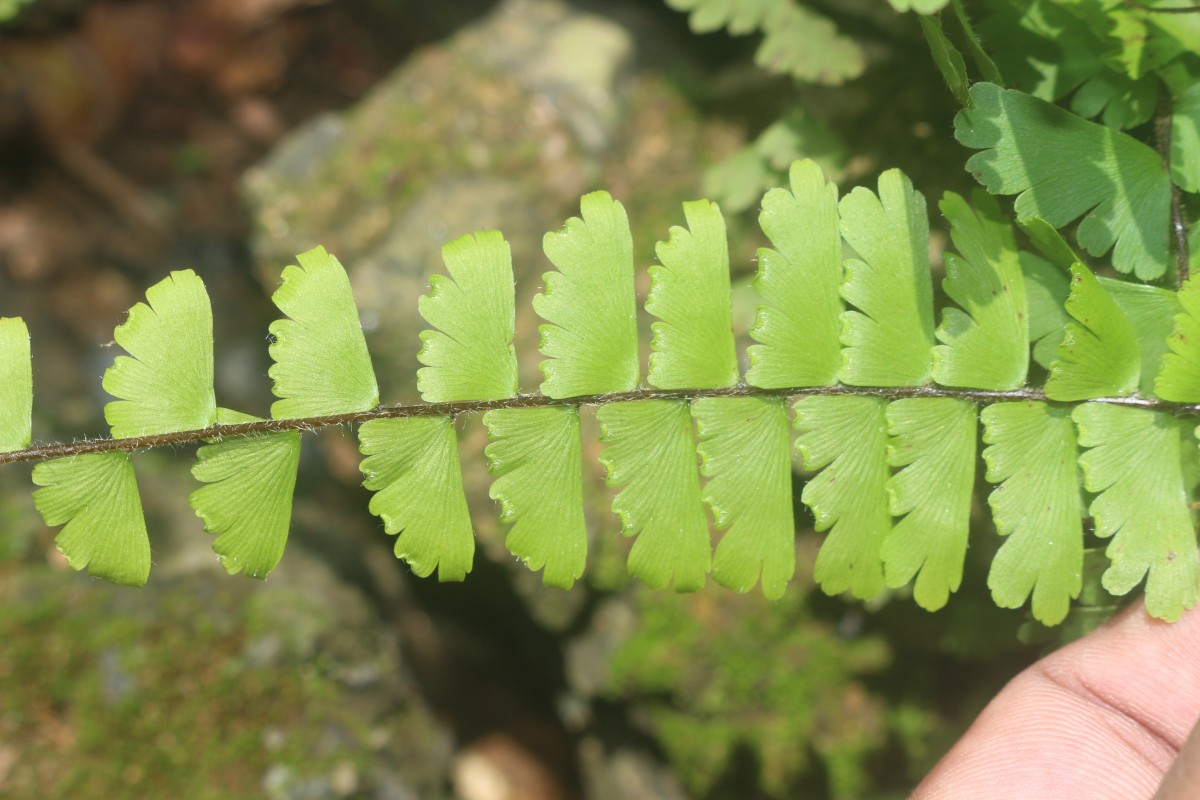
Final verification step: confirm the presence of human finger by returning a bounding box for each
[913,601,1200,799]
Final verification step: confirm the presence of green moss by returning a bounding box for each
[0,566,443,799]
[605,582,913,800]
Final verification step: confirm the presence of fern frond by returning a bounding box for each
[535,191,639,398]
[693,397,795,600]
[102,270,216,438]
[1019,249,1071,369]
[838,169,934,387]
[33,453,149,586]
[484,407,587,588]
[190,409,301,579]
[0,317,31,453]
[598,400,710,591]
[1074,405,1199,622]
[647,200,738,390]
[1173,83,1200,194]
[918,11,970,107]
[1157,275,1200,401]
[1103,280,1179,396]
[1020,216,1082,272]
[7,154,1200,626]
[269,246,379,418]
[417,230,519,403]
[1044,264,1140,401]
[882,399,977,612]
[982,402,1082,626]
[956,82,1171,280]
[798,396,890,600]
[746,158,842,389]
[1070,71,1156,131]
[359,416,475,582]
[933,191,1028,391]
[665,0,864,84]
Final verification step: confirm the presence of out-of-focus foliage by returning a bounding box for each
[605,587,898,800]
[0,0,31,23]
[665,0,864,84]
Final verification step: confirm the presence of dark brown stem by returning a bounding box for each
[0,384,1194,467]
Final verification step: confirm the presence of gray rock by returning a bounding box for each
[240,0,717,403]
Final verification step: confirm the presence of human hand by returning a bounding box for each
[913,602,1200,799]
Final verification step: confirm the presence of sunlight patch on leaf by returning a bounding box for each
[839,169,934,387]
[269,246,379,419]
[693,397,794,600]
[797,396,890,600]
[933,191,1028,390]
[535,191,638,398]
[1044,264,1140,401]
[0,317,31,453]
[598,400,710,592]
[102,270,216,439]
[190,409,300,579]
[982,402,1082,626]
[360,417,474,582]
[484,407,586,588]
[747,159,843,388]
[882,398,977,612]
[955,82,1171,280]
[33,453,149,586]
[1074,404,1199,622]
[417,231,519,402]
[647,200,738,390]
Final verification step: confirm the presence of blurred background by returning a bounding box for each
[0,1,1045,797]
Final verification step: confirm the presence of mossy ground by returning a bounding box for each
[0,564,447,799]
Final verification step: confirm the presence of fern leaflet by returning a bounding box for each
[598,400,711,591]
[694,397,795,600]
[838,169,934,387]
[882,399,977,612]
[1044,264,1140,401]
[0,317,31,454]
[798,396,890,601]
[269,246,379,418]
[102,269,216,438]
[484,407,587,588]
[982,402,1082,626]
[190,408,301,579]
[647,200,738,390]
[33,453,149,587]
[746,158,842,389]
[360,417,475,582]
